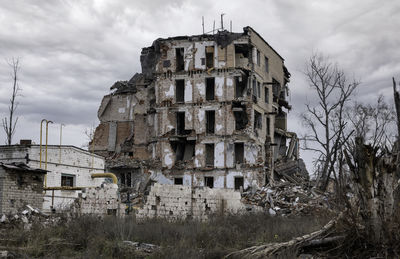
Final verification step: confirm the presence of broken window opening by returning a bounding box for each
[234,177,244,191]
[235,76,246,98]
[175,48,184,72]
[272,78,280,102]
[205,110,215,134]
[61,174,75,187]
[205,46,214,69]
[120,173,126,185]
[206,77,215,101]
[267,117,271,136]
[265,87,269,104]
[205,143,214,167]
[233,102,248,131]
[234,143,244,164]
[234,44,250,67]
[256,49,260,66]
[126,172,132,187]
[257,81,261,98]
[174,177,183,185]
[170,139,195,161]
[204,176,214,188]
[176,111,186,135]
[265,56,269,73]
[254,110,262,131]
[176,79,185,103]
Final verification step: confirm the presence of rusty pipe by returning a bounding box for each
[91,173,118,184]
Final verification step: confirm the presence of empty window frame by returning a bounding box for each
[204,176,214,188]
[257,81,261,98]
[256,49,260,66]
[205,46,214,69]
[206,77,215,101]
[176,48,184,72]
[254,110,262,130]
[205,143,214,167]
[267,117,271,136]
[235,76,245,98]
[265,87,269,104]
[234,177,244,190]
[61,174,75,187]
[234,143,244,164]
[252,79,257,97]
[176,79,185,103]
[205,110,215,134]
[176,112,185,135]
[171,140,195,161]
[174,177,183,185]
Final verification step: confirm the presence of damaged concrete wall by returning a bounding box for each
[136,183,244,220]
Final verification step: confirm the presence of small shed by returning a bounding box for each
[0,162,47,214]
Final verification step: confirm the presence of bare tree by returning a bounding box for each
[301,53,359,191]
[2,58,21,145]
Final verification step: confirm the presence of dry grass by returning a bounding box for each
[0,213,328,258]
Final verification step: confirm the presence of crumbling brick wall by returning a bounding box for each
[0,168,44,214]
[136,183,245,220]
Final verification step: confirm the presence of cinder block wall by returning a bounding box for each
[136,183,245,220]
[74,183,124,216]
[0,168,44,214]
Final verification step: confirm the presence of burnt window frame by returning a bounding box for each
[206,77,215,101]
[205,110,215,134]
[175,79,185,103]
[175,48,185,72]
[254,110,262,130]
[234,142,244,164]
[174,177,183,185]
[234,177,244,191]
[204,176,214,188]
[205,143,215,167]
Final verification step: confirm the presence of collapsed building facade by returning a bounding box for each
[93,26,300,192]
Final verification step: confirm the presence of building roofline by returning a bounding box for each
[0,145,105,159]
[243,26,284,61]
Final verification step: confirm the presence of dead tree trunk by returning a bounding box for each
[343,78,400,244]
[2,58,20,145]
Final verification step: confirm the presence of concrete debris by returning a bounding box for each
[0,205,55,229]
[121,240,159,253]
[242,181,329,216]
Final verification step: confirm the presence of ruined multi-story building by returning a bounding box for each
[93,26,299,192]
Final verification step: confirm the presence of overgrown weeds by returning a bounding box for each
[0,213,327,258]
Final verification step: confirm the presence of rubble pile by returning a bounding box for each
[242,181,329,216]
[0,205,57,229]
[121,240,159,253]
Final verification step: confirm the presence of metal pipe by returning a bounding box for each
[59,124,65,163]
[45,120,53,187]
[39,119,47,169]
[91,135,95,169]
[91,173,118,184]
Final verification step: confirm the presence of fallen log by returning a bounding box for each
[224,212,343,258]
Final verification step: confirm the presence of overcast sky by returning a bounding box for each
[0,0,399,171]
